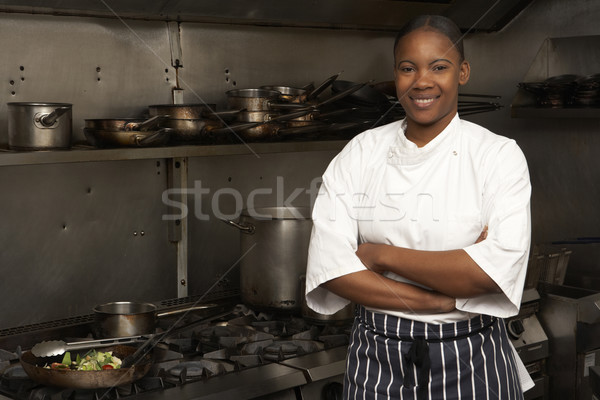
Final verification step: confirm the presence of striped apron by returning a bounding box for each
[343,306,524,400]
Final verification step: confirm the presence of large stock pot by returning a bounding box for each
[226,207,312,313]
[226,206,357,322]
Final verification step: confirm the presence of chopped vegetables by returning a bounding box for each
[44,350,122,371]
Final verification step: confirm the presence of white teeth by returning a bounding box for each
[414,98,434,104]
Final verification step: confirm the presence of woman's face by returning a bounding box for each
[394,28,470,133]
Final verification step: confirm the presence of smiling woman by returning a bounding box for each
[393,16,470,147]
[305,14,533,400]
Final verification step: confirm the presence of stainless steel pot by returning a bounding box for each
[148,103,216,119]
[8,102,72,150]
[226,88,282,111]
[93,301,217,338]
[225,207,312,312]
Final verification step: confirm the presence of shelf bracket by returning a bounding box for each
[166,157,188,298]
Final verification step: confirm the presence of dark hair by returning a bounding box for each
[393,15,465,61]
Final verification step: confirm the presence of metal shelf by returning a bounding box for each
[0,140,348,166]
[511,106,600,119]
[511,35,600,119]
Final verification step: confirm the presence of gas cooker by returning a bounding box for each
[0,294,351,400]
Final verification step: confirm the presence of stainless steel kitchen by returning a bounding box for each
[0,0,599,399]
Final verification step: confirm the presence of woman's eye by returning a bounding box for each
[432,65,448,72]
[399,66,414,73]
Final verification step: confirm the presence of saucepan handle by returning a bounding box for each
[35,106,71,128]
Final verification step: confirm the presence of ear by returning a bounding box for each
[459,61,470,85]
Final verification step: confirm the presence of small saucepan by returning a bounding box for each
[93,301,218,338]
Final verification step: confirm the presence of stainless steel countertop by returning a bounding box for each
[130,347,347,400]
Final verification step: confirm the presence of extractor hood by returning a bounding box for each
[0,0,534,32]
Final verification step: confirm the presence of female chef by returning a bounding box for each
[305,15,532,400]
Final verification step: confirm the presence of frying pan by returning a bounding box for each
[20,344,152,389]
[84,115,168,132]
[83,127,173,148]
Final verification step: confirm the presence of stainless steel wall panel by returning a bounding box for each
[177,23,395,110]
[0,159,176,329]
[0,14,175,144]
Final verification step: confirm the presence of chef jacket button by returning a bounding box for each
[388,152,394,158]
[453,150,458,156]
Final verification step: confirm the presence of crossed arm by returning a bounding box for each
[321,228,500,314]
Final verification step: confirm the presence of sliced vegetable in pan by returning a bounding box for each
[44,349,122,371]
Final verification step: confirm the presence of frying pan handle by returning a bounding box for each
[133,128,172,147]
[267,109,313,122]
[156,303,219,318]
[125,115,169,131]
[207,121,261,136]
[269,102,312,110]
[316,81,371,108]
[306,72,341,100]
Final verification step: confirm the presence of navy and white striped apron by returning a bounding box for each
[344,306,523,400]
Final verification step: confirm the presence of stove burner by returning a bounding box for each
[262,340,324,361]
[1,302,353,399]
[168,360,234,380]
[229,355,262,368]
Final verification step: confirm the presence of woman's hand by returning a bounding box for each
[475,226,488,243]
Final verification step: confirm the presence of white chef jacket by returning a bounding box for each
[305,114,532,323]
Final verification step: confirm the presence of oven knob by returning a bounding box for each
[507,319,525,339]
[322,382,343,400]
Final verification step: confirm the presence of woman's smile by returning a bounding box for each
[410,94,439,108]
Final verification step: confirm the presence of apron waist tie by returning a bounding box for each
[401,317,496,400]
[405,337,430,400]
